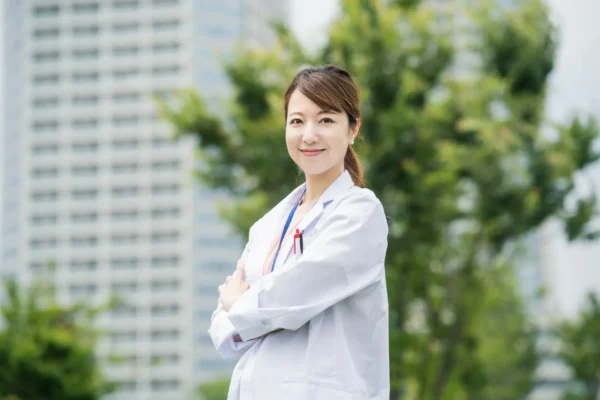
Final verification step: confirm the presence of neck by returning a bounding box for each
[303,166,344,206]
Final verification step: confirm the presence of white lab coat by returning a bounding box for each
[208,170,390,400]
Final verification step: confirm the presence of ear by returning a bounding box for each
[350,118,361,142]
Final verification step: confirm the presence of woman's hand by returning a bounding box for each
[218,259,250,312]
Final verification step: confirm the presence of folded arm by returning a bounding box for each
[226,191,388,342]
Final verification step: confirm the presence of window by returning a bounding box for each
[72,165,98,176]
[29,261,54,273]
[113,115,139,126]
[151,255,179,268]
[72,48,99,60]
[152,19,179,31]
[70,236,98,247]
[73,95,99,106]
[151,231,179,244]
[152,137,175,148]
[151,279,179,292]
[32,143,59,155]
[151,207,179,219]
[73,26,99,36]
[112,162,138,174]
[70,260,97,271]
[112,209,139,220]
[72,118,98,130]
[150,379,179,391]
[111,281,138,292]
[112,306,138,317]
[150,329,179,341]
[73,71,99,83]
[72,188,97,200]
[31,191,59,203]
[151,304,179,316]
[33,50,60,63]
[152,42,179,54]
[112,138,139,149]
[32,121,59,134]
[69,283,97,296]
[30,214,58,226]
[113,46,139,57]
[33,73,60,86]
[152,65,180,76]
[112,186,139,198]
[117,381,137,392]
[152,160,180,171]
[33,97,60,109]
[152,0,179,6]
[113,1,139,10]
[151,184,179,195]
[111,258,138,269]
[71,212,98,223]
[111,233,138,244]
[113,22,139,33]
[30,237,58,249]
[150,354,180,365]
[33,5,60,17]
[73,3,99,14]
[110,330,137,342]
[33,27,60,39]
[112,92,139,103]
[113,68,139,79]
[32,167,59,179]
[72,142,98,152]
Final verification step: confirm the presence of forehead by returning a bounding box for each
[287,90,339,115]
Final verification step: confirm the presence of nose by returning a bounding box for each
[302,122,319,144]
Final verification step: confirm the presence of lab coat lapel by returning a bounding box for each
[273,170,354,271]
[250,183,306,278]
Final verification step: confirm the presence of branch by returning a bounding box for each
[433,229,485,400]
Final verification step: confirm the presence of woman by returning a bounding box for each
[208,65,389,400]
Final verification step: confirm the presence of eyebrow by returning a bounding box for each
[290,108,340,117]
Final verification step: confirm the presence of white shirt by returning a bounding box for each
[208,170,390,399]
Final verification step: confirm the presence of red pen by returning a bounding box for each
[293,228,301,254]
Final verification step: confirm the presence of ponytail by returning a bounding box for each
[344,145,364,187]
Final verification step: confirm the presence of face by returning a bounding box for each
[285,89,360,178]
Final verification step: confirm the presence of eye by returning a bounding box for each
[289,118,302,125]
[320,117,335,124]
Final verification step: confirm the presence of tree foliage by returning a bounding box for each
[0,278,117,400]
[555,293,600,400]
[159,0,599,398]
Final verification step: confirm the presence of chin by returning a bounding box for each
[300,165,334,178]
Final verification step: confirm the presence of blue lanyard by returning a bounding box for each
[271,188,306,272]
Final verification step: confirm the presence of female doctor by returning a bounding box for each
[209,65,390,400]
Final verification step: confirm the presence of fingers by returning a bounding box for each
[236,258,245,281]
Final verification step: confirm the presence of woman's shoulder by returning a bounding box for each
[341,186,385,210]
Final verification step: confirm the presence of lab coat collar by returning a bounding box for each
[273,170,354,271]
[287,169,354,208]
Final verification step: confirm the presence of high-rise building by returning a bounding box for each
[1,1,288,399]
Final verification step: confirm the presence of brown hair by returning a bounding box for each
[283,65,364,187]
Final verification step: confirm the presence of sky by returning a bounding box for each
[0,0,598,316]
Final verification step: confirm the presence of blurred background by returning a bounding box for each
[0,0,599,400]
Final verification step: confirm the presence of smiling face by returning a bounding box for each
[285,89,359,178]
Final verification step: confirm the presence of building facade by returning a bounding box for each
[1,1,287,399]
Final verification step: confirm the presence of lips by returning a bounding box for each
[301,149,325,156]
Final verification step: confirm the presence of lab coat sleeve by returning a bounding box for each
[207,228,259,359]
[227,190,389,342]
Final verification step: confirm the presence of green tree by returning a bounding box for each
[158,0,599,398]
[197,377,230,400]
[555,293,600,400]
[0,277,118,400]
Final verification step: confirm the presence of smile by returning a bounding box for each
[300,149,325,157]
